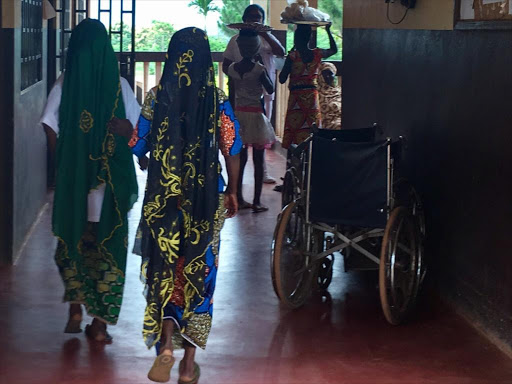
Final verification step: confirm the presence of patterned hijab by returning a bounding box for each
[140,27,219,347]
[318,62,342,130]
[54,19,138,270]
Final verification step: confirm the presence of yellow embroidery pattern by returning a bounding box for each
[174,50,194,88]
[80,110,94,133]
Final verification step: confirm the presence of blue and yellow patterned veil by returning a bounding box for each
[139,27,220,348]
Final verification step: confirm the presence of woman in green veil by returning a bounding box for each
[40,19,140,341]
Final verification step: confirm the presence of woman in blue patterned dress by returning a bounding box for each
[129,27,242,384]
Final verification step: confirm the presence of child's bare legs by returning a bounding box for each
[237,146,252,209]
[263,97,276,184]
[252,148,268,212]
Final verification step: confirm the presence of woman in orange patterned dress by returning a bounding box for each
[279,23,338,148]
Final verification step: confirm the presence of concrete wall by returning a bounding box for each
[344,0,454,30]
[1,1,48,264]
[0,4,15,265]
[343,0,512,350]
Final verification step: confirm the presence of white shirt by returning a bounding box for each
[223,32,283,101]
[40,74,141,222]
[228,62,266,108]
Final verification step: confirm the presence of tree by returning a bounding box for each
[318,0,343,60]
[188,0,220,30]
[109,21,176,52]
[110,22,132,52]
[318,0,343,33]
[136,21,176,52]
[217,0,250,38]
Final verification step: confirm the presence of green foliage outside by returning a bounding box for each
[188,0,220,29]
[286,0,343,61]
[111,21,176,53]
[137,21,176,52]
[217,0,250,38]
[111,0,343,77]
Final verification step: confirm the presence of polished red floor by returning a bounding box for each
[2,150,512,384]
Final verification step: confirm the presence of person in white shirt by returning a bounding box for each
[222,4,285,184]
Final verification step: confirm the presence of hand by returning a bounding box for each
[138,155,149,170]
[223,192,238,218]
[108,117,133,139]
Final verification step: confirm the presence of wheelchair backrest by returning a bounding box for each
[315,126,377,143]
[309,136,389,229]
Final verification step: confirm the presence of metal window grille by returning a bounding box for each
[21,0,43,91]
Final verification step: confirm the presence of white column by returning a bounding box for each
[269,0,288,30]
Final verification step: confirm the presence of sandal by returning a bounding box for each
[64,318,82,334]
[252,204,269,213]
[178,361,201,384]
[85,324,113,343]
[148,354,176,383]
[238,201,253,210]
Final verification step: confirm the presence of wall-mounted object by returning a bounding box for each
[385,0,417,24]
[401,0,417,8]
[385,0,416,8]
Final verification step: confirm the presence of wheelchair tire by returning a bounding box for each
[379,206,422,325]
[282,168,298,208]
[271,201,314,308]
[315,254,334,291]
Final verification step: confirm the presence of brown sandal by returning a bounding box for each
[148,354,176,383]
[252,204,269,213]
[238,200,253,210]
[178,361,200,384]
[85,324,113,343]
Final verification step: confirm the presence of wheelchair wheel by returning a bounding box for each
[393,181,427,287]
[315,254,334,291]
[379,207,422,325]
[310,231,333,291]
[271,201,314,308]
[282,168,298,208]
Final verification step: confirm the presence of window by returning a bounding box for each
[21,0,43,91]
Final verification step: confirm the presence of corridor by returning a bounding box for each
[1,150,512,384]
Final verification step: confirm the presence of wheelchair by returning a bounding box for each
[271,125,426,325]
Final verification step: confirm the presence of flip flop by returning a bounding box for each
[178,361,201,384]
[238,201,253,210]
[148,354,176,383]
[85,324,113,343]
[252,205,269,213]
[64,318,82,334]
